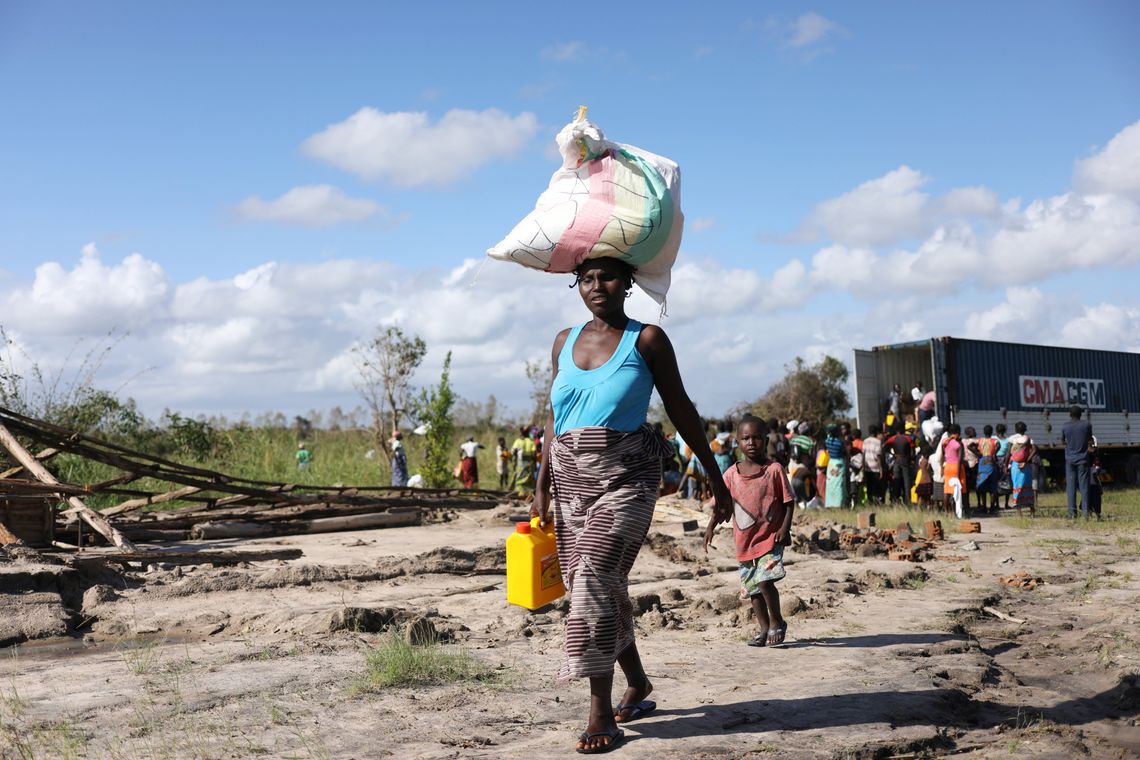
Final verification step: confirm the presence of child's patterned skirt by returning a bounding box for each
[739,546,786,597]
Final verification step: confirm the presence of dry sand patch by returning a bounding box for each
[2,507,1138,759]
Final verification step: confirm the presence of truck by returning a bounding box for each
[853,337,1140,485]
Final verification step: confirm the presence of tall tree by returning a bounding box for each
[415,352,456,488]
[524,359,552,427]
[750,355,851,425]
[353,326,427,457]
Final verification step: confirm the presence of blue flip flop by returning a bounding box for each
[576,727,625,754]
[614,700,656,723]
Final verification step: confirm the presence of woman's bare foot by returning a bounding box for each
[614,677,653,722]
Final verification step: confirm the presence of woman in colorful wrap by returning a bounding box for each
[973,425,1000,513]
[823,424,848,508]
[1007,421,1037,514]
[510,426,537,496]
[532,258,730,754]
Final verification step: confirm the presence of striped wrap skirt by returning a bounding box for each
[550,424,671,684]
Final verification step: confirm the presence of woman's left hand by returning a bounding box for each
[709,477,732,524]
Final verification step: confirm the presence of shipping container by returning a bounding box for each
[854,337,1140,484]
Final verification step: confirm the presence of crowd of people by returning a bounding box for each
[657,393,1104,520]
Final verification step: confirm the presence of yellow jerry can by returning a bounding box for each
[506,517,565,609]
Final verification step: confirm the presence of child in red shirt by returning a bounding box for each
[705,415,795,647]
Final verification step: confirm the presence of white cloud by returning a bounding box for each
[301,108,540,187]
[792,121,1140,299]
[233,185,391,227]
[4,243,170,334]
[786,12,843,48]
[540,41,585,62]
[1074,119,1140,198]
[689,217,717,233]
[802,166,930,246]
[964,287,1051,342]
[1061,303,1140,352]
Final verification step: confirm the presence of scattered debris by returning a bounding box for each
[983,606,1026,624]
[857,511,875,529]
[958,520,982,534]
[924,520,945,540]
[999,571,1043,590]
[960,540,980,552]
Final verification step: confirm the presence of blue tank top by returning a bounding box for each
[551,319,654,436]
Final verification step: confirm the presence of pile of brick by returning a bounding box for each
[834,516,945,562]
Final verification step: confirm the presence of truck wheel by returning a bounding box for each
[1128,454,1140,487]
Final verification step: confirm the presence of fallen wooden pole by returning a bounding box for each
[76,547,303,565]
[190,508,421,540]
[0,447,60,479]
[0,421,137,551]
[982,606,1026,625]
[101,485,202,517]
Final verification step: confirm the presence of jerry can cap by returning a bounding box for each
[515,521,532,534]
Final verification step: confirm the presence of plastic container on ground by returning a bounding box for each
[506,517,565,610]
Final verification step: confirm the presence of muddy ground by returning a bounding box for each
[2,503,1138,760]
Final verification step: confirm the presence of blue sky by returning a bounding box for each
[1,2,1139,420]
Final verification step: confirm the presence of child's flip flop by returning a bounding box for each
[614,700,656,722]
[747,633,767,647]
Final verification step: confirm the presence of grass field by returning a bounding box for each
[48,424,519,512]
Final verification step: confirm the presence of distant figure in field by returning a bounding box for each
[510,426,537,495]
[459,436,482,489]
[495,436,510,490]
[390,432,408,487]
[1062,406,1093,518]
[295,442,312,471]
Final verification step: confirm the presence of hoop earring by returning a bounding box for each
[624,290,632,299]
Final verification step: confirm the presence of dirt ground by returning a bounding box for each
[2,502,1139,760]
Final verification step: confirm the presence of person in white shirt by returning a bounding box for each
[458,436,483,489]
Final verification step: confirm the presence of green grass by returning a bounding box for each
[805,505,943,533]
[1001,486,1140,532]
[354,632,505,691]
[46,424,518,513]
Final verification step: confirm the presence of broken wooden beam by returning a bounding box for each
[75,547,303,565]
[0,447,60,479]
[0,421,137,551]
[101,485,203,517]
[189,508,421,540]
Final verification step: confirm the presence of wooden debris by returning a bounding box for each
[0,405,517,549]
[74,547,303,565]
[0,447,60,479]
[958,520,982,534]
[190,508,421,539]
[102,485,202,517]
[0,421,136,551]
[983,606,1026,624]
